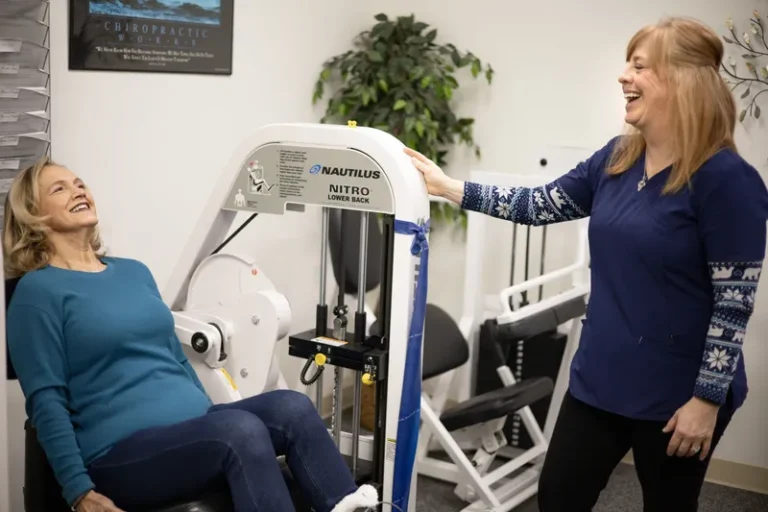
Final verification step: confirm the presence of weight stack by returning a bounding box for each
[475,319,567,449]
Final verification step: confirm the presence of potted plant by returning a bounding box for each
[312,12,494,229]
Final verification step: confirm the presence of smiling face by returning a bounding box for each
[38,164,99,233]
[618,39,672,137]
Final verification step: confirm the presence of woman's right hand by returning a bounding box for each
[75,491,125,512]
[403,147,465,203]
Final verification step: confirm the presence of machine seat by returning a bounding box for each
[439,376,554,432]
[497,295,586,340]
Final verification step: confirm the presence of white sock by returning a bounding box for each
[330,484,379,512]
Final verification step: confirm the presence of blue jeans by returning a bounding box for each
[87,389,358,511]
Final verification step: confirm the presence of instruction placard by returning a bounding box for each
[224,143,395,215]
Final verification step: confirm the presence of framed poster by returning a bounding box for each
[68,1,234,75]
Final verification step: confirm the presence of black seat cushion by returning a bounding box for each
[5,276,21,380]
[147,487,233,512]
[439,376,554,432]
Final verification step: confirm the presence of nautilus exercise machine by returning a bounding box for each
[163,122,430,512]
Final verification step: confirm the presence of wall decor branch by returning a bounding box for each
[721,10,768,122]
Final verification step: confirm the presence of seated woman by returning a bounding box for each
[4,157,378,512]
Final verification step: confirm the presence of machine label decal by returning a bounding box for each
[328,184,370,204]
[223,143,395,215]
[311,336,348,347]
[385,438,396,461]
[315,166,381,180]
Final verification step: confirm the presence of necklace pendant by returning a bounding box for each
[637,178,646,191]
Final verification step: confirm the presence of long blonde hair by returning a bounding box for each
[2,156,104,278]
[606,17,737,194]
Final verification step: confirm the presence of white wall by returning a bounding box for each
[6,0,768,509]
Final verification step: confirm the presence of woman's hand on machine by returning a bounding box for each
[75,490,126,512]
[403,147,465,203]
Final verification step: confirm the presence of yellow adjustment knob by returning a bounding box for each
[347,120,357,128]
[314,353,327,366]
[362,373,373,386]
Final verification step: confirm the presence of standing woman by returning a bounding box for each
[406,17,768,512]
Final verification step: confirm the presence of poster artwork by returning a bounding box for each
[68,1,234,75]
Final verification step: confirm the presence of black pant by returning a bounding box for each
[538,390,735,512]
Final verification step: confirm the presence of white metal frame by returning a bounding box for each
[162,123,430,512]
[414,169,590,511]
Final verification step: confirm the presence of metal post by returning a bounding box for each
[351,212,369,476]
[316,208,329,412]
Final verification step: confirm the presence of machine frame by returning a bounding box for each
[162,122,430,512]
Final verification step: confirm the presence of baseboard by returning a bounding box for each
[622,452,768,495]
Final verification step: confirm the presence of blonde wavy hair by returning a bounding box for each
[606,17,737,194]
[2,155,104,278]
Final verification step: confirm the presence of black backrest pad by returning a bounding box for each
[327,209,383,296]
[6,277,20,380]
[422,304,469,380]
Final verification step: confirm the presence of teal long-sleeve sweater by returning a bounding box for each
[7,257,213,506]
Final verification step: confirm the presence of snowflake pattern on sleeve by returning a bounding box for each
[695,261,762,405]
[461,181,588,226]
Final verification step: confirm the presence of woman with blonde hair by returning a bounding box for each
[3,157,378,511]
[406,16,768,511]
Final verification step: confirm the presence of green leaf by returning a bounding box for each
[415,119,425,137]
[426,29,437,42]
[443,85,453,100]
[378,79,389,93]
[320,68,331,81]
[393,99,407,110]
[367,50,383,62]
[362,89,371,106]
[739,109,747,122]
[742,87,751,99]
[405,117,416,133]
[471,59,481,78]
[420,75,432,88]
[723,36,734,44]
[756,104,762,119]
[485,65,494,84]
[743,54,758,59]
[413,22,428,32]
[375,13,388,21]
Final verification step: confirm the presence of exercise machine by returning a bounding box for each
[163,122,431,512]
[5,122,429,512]
[415,168,590,511]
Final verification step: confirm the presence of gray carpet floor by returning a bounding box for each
[414,460,768,512]
[326,411,768,512]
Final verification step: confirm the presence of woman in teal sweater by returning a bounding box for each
[4,157,377,512]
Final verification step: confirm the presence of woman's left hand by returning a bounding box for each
[662,397,719,461]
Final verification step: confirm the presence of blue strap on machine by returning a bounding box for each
[391,218,429,511]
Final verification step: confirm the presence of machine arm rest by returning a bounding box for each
[172,311,227,368]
